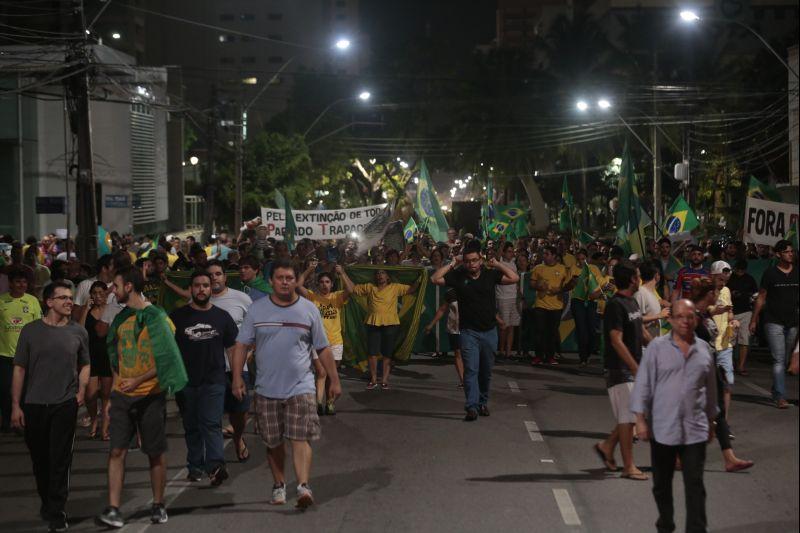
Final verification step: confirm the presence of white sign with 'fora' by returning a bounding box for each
[260,204,387,240]
[743,197,799,246]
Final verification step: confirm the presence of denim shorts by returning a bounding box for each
[716,348,734,389]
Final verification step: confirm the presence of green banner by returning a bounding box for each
[342,265,427,366]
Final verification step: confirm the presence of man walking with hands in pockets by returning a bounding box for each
[230,258,341,509]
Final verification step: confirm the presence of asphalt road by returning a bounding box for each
[1,352,797,532]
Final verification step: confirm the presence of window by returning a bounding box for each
[220,57,235,64]
[219,13,234,21]
[268,56,284,64]
[241,56,256,64]
[240,13,255,21]
[267,12,282,21]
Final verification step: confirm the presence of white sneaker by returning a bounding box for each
[270,483,286,505]
[296,484,314,509]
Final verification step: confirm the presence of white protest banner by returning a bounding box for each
[260,203,388,240]
[743,197,799,246]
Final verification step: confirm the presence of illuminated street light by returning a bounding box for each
[597,98,612,109]
[399,161,409,169]
[335,38,351,50]
[576,100,589,112]
[679,10,700,22]
[358,90,371,101]
[189,156,199,165]
[111,32,121,40]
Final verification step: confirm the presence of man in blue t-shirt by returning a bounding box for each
[231,258,340,509]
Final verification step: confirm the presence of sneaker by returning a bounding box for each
[776,399,790,409]
[186,470,203,482]
[296,483,314,509]
[209,465,229,487]
[478,405,490,417]
[548,358,559,366]
[325,401,336,416]
[270,483,287,505]
[150,503,169,524]
[532,357,543,365]
[317,403,325,416]
[366,382,377,390]
[150,503,168,524]
[464,408,478,422]
[96,507,124,529]
[48,511,68,532]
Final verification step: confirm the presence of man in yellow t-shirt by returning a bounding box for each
[1,270,42,430]
[339,268,420,390]
[530,245,569,365]
[297,263,351,415]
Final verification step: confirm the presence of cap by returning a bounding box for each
[710,260,731,275]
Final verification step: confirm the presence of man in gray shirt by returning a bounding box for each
[231,258,340,510]
[631,299,718,533]
[11,281,90,532]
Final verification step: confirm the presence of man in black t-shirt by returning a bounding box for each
[727,259,758,375]
[170,270,238,485]
[750,240,798,409]
[431,240,519,421]
[595,260,649,480]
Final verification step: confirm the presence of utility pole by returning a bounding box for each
[69,0,97,263]
[234,103,243,234]
[203,86,218,241]
[651,49,661,239]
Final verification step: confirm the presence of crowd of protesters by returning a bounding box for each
[0,223,798,532]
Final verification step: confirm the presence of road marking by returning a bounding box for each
[524,420,543,442]
[540,459,554,463]
[740,378,771,398]
[553,489,581,526]
[516,403,527,407]
[508,380,520,392]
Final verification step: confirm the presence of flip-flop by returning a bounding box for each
[593,444,617,471]
[236,442,250,463]
[620,471,649,481]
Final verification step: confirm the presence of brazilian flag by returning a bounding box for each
[414,159,449,243]
[403,217,418,242]
[341,265,427,367]
[98,226,112,256]
[748,175,782,202]
[663,195,699,235]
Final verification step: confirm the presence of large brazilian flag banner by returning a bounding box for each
[342,265,427,367]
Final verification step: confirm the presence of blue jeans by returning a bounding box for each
[571,299,597,362]
[763,323,798,401]
[460,328,497,411]
[177,383,226,474]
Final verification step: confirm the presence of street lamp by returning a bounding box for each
[189,156,199,166]
[303,90,372,138]
[335,38,351,51]
[575,100,589,111]
[678,9,798,79]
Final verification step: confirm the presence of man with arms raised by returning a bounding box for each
[231,258,340,509]
[431,239,519,421]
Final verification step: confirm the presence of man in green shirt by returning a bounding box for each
[1,269,42,431]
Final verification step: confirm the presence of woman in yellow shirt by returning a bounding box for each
[340,268,420,390]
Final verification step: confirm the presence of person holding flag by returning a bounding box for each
[570,249,603,367]
[414,160,449,243]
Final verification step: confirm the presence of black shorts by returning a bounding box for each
[366,324,400,358]
[109,391,167,456]
[448,333,461,350]
[224,371,252,414]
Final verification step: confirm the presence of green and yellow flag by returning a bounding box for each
[403,217,418,242]
[747,175,782,202]
[98,226,112,256]
[274,190,297,249]
[616,143,651,256]
[663,195,699,236]
[414,159,449,243]
[559,176,575,237]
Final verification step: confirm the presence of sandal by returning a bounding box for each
[620,471,648,481]
[236,441,250,463]
[593,443,617,471]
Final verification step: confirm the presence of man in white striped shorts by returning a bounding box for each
[231,259,341,509]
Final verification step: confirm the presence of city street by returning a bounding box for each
[2,353,797,533]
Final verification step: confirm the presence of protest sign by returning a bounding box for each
[743,197,799,247]
[260,204,387,240]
